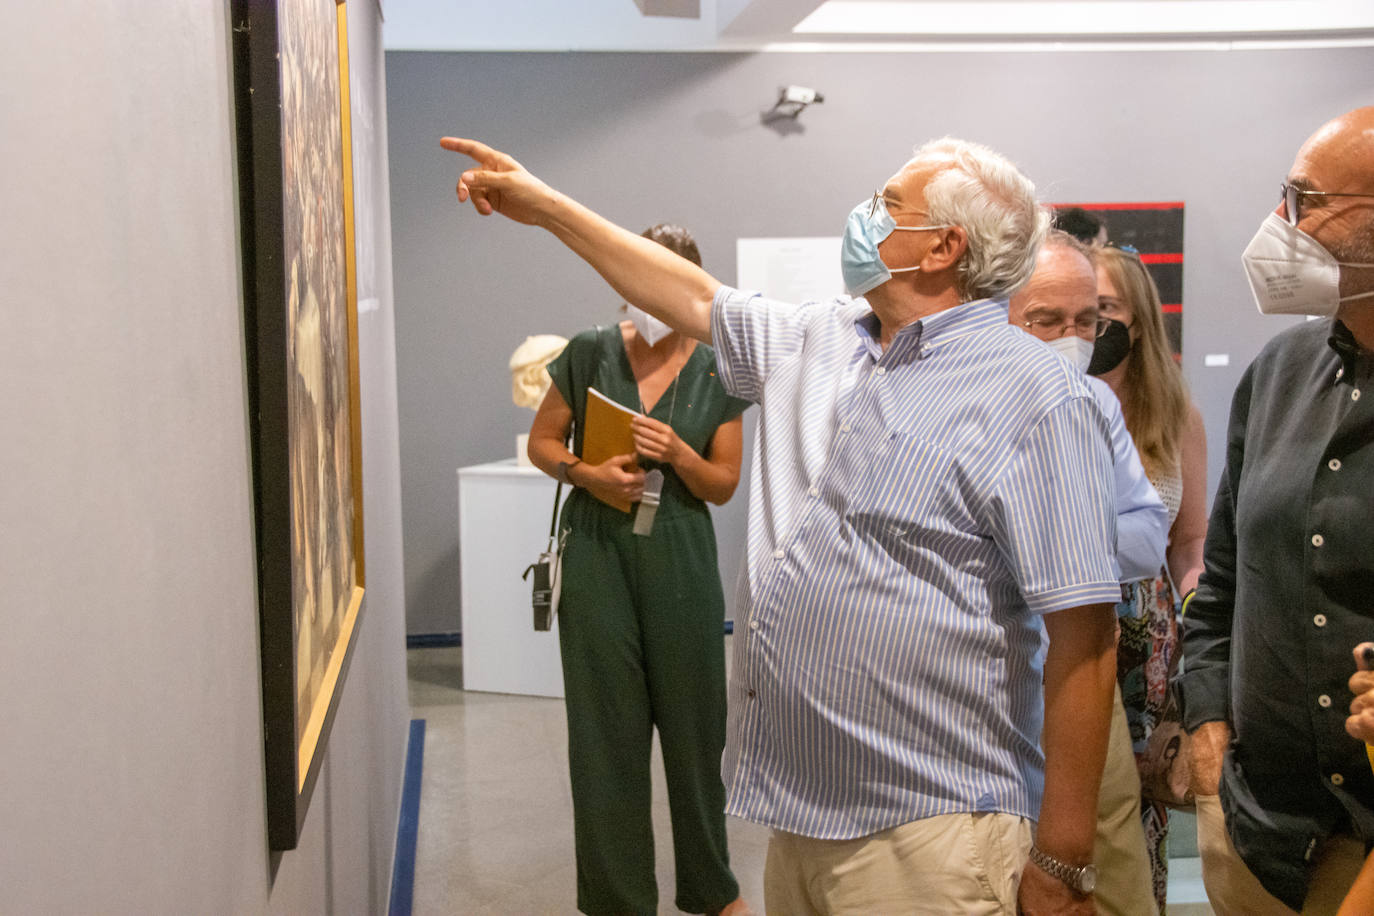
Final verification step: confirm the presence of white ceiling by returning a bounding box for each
[382,0,1374,50]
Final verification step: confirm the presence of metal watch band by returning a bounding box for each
[1029,845,1096,894]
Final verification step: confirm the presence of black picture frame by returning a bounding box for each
[231,0,366,851]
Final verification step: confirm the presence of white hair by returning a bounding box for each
[914,137,1050,302]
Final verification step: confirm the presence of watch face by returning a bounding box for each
[1078,864,1098,894]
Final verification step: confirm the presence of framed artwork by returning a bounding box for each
[1052,201,1186,358]
[232,0,366,851]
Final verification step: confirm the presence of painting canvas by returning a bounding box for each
[232,0,366,851]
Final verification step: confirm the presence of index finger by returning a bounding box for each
[440,136,491,161]
[440,137,519,172]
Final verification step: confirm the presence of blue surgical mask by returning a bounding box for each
[840,192,951,297]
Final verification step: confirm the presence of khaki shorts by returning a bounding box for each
[763,812,1031,915]
[1195,793,1363,916]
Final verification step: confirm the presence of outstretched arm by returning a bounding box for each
[441,137,719,342]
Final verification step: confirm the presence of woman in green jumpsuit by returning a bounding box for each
[527,225,752,916]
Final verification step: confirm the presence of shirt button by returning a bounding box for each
[1314,614,1328,627]
[1337,367,1345,381]
[1312,533,1325,547]
[1329,458,1342,471]
[840,422,852,433]
[1332,772,1345,786]
[773,549,785,560]
[1319,694,1333,708]
[808,486,820,498]
[875,366,887,376]
[749,619,759,631]
[1354,389,1362,402]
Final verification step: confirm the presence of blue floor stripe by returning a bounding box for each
[406,632,461,649]
[388,719,426,916]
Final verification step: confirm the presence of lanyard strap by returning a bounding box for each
[547,480,562,538]
[548,426,573,538]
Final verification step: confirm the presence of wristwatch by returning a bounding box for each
[1029,845,1097,895]
[556,458,581,485]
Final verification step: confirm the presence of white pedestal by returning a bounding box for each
[457,459,565,697]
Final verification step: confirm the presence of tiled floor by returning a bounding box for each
[408,643,1212,914]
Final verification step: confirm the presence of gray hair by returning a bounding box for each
[915,137,1050,302]
[1042,227,1095,267]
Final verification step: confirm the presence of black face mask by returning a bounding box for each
[1088,319,1132,376]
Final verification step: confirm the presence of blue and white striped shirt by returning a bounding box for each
[711,286,1120,839]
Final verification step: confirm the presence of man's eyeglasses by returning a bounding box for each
[867,190,939,225]
[1022,316,1111,339]
[1281,182,1374,227]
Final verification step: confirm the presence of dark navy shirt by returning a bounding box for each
[1178,318,1374,909]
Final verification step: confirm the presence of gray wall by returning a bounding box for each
[387,47,1374,635]
[0,2,409,912]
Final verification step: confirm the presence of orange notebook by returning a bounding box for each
[582,387,641,513]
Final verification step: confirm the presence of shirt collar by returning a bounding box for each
[852,297,1009,362]
[1327,319,1368,383]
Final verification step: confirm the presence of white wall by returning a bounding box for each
[0,2,409,912]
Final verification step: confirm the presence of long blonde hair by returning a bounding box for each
[1097,247,1189,480]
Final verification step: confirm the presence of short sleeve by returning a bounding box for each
[710,285,811,403]
[545,328,598,410]
[721,391,752,422]
[988,394,1122,615]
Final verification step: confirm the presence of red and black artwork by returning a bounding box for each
[1054,202,1185,359]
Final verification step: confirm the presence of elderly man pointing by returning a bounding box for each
[444,135,1121,915]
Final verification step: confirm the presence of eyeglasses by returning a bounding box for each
[1105,242,1139,256]
[1281,182,1374,227]
[866,190,940,227]
[1021,315,1111,339]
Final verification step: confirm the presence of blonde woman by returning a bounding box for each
[1090,245,1207,910]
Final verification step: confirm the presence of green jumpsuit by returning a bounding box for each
[546,326,750,916]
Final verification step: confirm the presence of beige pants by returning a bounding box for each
[763,812,1031,915]
[1196,793,1365,915]
[1093,685,1159,916]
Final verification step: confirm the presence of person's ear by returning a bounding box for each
[921,226,968,274]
